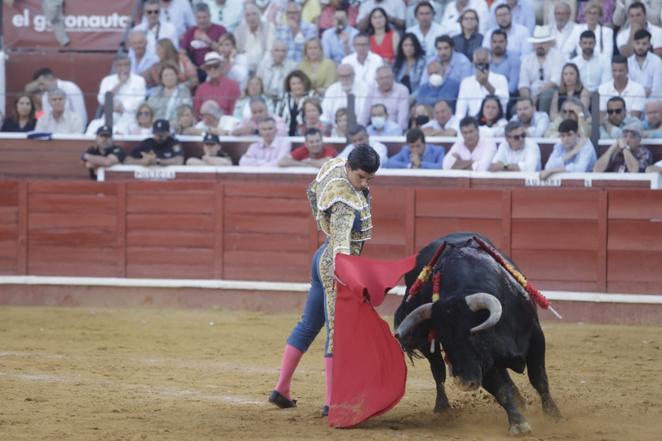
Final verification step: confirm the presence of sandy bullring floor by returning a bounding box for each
[0,306,661,441]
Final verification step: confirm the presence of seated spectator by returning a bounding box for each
[321,8,359,64]
[35,88,83,134]
[198,0,243,32]
[384,127,445,169]
[511,97,550,138]
[356,0,407,31]
[628,29,662,98]
[190,100,240,136]
[341,33,385,86]
[275,1,318,63]
[427,35,473,86]
[119,102,155,136]
[180,3,227,73]
[518,25,564,114]
[594,121,653,173]
[153,0,195,39]
[408,103,433,130]
[367,7,400,64]
[126,119,184,166]
[297,38,337,96]
[297,97,330,136]
[275,70,317,136]
[147,64,193,124]
[456,48,509,119]
[442,116,497,171]
[441,0,489,37]
[173,104,197,135]
[25,81,44,120]
[238,117,292,167]
[541,119,597,180]
[235,3,272,73]
[128,30,158,77]
[278,127,337,168]
[406,1,444,56]
[337,125,389,164]
[613,0,662,28]
[548,1,576,52]
[452,9,484,61]
[569,30,612,94]
[392,33,427,95]
[186,132,233,166]
[359,65,410,131]
[487,0,536,34]
[476,95,507,137]
[81,125,126,179]
[367,103,403,136]
[550,63,591,121]
[232,96,288,137]
[489,121,542,172]
[217,33,249,89]
[600,97,639,139]
[488,29,521,97]
[598,55,646,119]
[331,108,349,138]
[616,2,662,58]
[34,67,87,126]
[646,160,662,172]
[563,3,613,60]
[545,97,591,137]
[193,52,241,118]
[416,61,461,108]
[145,38,199,91]
[1,94,36,132]
[134,0,178,55]
[482,3,532,56]
[256,41,297,106]
[96,54,147,134]
[234,76,272,121]
[321,64,369,127]
[422,100,460,137]
[643,100,662,138]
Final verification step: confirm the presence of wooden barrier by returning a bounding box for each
[0,177,661,295]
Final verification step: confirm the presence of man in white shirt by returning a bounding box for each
[406,1,445,55]
[489,120,541,172]
[518,25,565,114]
[549,1,575,52]
[35,88,83,134]
[128,30,159,76]
[133,0,179,56]
[616,1,662,57]
[598,55,646,119]
[443,116,497,171]
[440,0,490,37]
[422,100,460,136]
[359,66,410,130]
[482,3,532,55]
[97,54,147,133]
[356,0,407,30]
[569,30,612,92]
[35,68,87,127]
[148,0,195,38]
[455,48,509,118]
[196,0,244,32]
[487,0,536,33]
[341,33,384,86]
[627,29,662,97]
[321,64,369,125]
[337,125,389,164]
[256,41,297,104]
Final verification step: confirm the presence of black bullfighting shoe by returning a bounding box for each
[321,405,329,417]
[269,390,297,408]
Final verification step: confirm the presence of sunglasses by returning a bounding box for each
[538,67,544,81]
[606,108,623,115]
[146,10,159,15]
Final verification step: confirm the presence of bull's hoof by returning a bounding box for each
[433,402,451,414]
[508,421,532,436]
[268,390,297,409]
[543,399,561,419]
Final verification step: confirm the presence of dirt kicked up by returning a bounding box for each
[0,306,661,441]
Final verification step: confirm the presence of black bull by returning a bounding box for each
[394,232,560,435]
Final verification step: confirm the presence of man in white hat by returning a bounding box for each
[193,51,241,119]
[518,25,565,114]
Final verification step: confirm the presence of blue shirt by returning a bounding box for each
[384,144,446,169]
[321,26,359,64]
[490,52,521,95]
[275,22,319,63]
[415,78,461,110]
[545,139,597,172]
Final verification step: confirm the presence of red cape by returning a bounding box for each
[328,253,417,428]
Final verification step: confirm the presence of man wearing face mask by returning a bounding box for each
[384,127,445,169]
[321,9,359,64]
[367,104,403,136]
[359,66,410,131]
[455,48,509,119]
[322,64,369,124]
[415,61,460,108]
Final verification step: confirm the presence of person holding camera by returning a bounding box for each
[455,47,509,120]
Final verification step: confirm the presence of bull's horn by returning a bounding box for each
[395,303,433,339]
[466,293,502,333]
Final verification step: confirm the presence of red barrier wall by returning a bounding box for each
[1,179,661,294]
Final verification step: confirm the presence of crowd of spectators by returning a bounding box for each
[2,0,662,177]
